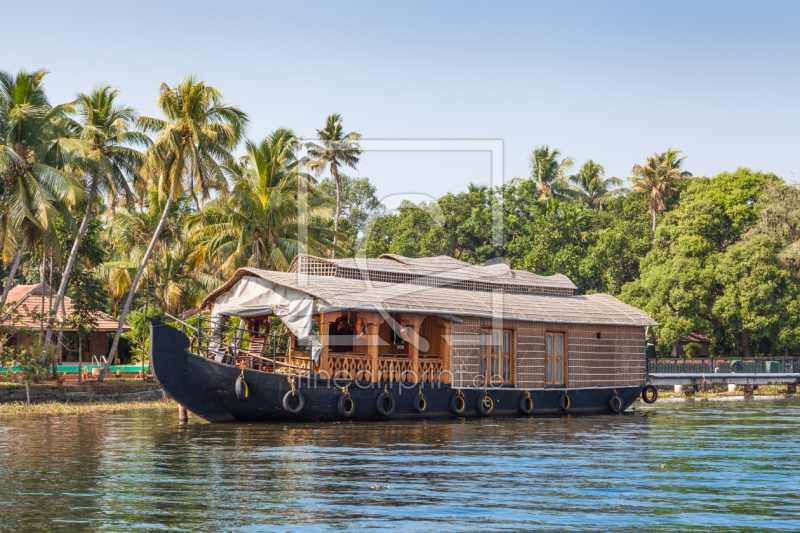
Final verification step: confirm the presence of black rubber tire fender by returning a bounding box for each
[449,391,466,414]
[337,394,356,418]
[376,391,396,416]
[642,384,658,404]
[234,375,248,401]
[558,391,570,411]
[282,390,305,414]
[608,393,623,413]
[412,392,427,413]
[476,392,494,416]
[518,392,534,415]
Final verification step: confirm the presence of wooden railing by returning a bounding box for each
[649,357,800,374]
[329,353,372,380]
[328,352,446,383]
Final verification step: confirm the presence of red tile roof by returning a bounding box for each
[678,332,709,343]
[2,283,130,332]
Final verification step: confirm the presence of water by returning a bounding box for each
[0,399,799,532]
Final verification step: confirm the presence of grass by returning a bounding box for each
[0,398,177,416]
[1,378,155,389]
[657,384,798,399]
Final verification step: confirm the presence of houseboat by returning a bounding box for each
[149,254,659,423]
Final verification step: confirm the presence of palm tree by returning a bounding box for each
[306,114,361,258]
[630,148,692,232]
[41,86,148,358]
[526,146,578,201]
[569,160,626,211]
[103,192,216,312]
[234,128,315,194]
[186,131,338,275]
[0,69,85,307]
[98,76,247,381]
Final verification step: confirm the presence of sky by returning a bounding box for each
[3,0,799,209]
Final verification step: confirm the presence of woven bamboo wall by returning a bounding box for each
[449,319,645,389]
[563,324,645,388]
[515,323,546,388]
[451,318,481,388]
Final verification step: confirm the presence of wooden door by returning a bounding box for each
[480,329,513,385]
[544,332,565,385]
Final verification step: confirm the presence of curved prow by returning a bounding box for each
[148,318,235,422]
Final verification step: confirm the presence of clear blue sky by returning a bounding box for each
[4,0,799,208]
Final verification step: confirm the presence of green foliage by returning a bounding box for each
[683,342,702,358]
[712,236,800,354]
[709,344,725,357]
[317,174,385,235]
[621,168,796,354]
[186,129,339,274]
[123,306,165,364]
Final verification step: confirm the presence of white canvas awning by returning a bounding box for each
[211,276,323,362]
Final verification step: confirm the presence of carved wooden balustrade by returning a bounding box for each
[327,352,446,383]
[328,353,372,380]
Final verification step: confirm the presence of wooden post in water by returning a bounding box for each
[178,404,188,421]
[25,381,30,405]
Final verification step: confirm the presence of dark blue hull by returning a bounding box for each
[149,319,643,423]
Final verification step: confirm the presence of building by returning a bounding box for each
[1,283,130,365]
[672,332,711,357]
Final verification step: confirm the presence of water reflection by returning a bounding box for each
[0,400,798,532]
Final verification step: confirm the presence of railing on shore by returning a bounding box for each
[164,313,314,378]
[648,357,800,374]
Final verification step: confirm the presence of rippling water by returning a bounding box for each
[0,398,799,532]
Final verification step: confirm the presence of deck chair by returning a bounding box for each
[242,336,267,371]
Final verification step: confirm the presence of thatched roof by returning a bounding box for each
[201,268,657,327]
[288,254,577,296]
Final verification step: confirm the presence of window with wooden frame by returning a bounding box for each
[544,332,565,386]
[480,329,513,385]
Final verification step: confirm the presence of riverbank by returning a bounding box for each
[0,379,165,408]
[0,397,177,415]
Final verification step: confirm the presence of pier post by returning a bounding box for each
[743,385,754,395]
[728,384,737,393]
[788,384,797,394]
[178,404,188,422]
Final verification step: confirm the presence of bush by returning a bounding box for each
[683,342,703,358]
[709,344,725,357]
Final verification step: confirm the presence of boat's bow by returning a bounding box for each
[148,318,236,422]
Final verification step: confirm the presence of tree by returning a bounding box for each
[0,69,85,307]
[41,85,146,359]
[98,76,247,381]
[186,132,338,274]
[316,174,385,236]
[306,114,361,258]
[508,200,597,287]
[525,146,577,201]
[629,148,691,232]
[743,180,800,272]
[104,191,214,313]
[619,168,781,354]
[713,236,800,356]
[569,160,625,211]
